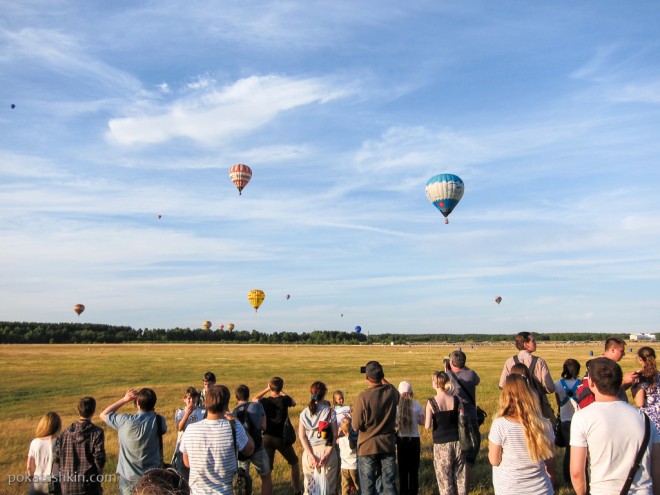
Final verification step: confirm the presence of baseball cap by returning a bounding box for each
[398,381,412,394]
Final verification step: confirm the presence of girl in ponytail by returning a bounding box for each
[633,346,660,431]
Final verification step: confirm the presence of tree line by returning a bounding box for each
[0,321,630,345]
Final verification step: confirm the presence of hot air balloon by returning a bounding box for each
[202,321,212,330]
[228,323,235,332]
[355,326,362,334]
[11,104,16,109]
[157,214,162,219]
[286,294,291,300]
[425,174,464,224]
[74,304,85,316]
[229,164,252,195]
[495,296,502,305]
[219,324,224,330]
[248,290,265,312]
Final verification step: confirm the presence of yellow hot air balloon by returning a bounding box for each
[227,323,235,332]
[202,320,212,330]
[248,290,265,312]
[74,304,85,316]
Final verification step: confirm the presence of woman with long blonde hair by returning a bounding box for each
[27,411,62,495]
[396,381,424,495]
[425,371,465,495]
[488,374,556,494]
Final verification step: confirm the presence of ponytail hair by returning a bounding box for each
[308,381,327,416]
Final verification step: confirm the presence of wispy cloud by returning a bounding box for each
[106,75,351,146]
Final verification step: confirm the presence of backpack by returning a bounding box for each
[234,403,262,460]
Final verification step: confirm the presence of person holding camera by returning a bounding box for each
[445,351,481,488]
[352,361,400,495]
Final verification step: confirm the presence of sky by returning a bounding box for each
[1,1,660,334]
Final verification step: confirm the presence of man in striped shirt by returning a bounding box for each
[181,385,254,495]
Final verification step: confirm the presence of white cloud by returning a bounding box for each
[106,75,351,146]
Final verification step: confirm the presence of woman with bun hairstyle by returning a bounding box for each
[632,346,660,431]
[488,374,555,495]
[298,381,338,495]
[425,371,465,495]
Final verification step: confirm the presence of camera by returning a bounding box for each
[360,366,367,373]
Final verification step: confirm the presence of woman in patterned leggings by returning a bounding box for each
[425,371,465,495]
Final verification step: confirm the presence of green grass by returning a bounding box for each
[0,342,645,494]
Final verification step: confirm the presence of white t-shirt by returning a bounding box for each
[28,437,56,493]
[300,404,335,447]
[180,419,248,495]
[338,436,357,470]
[555,378,580,422]
[571,401,660,494]
[488,417,554,495]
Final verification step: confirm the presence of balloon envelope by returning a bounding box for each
[11,104,16,109]
[74,304,85,316]
[495,296,502,305]
[425,174,464,222]
[355,326,362,333]
[286,294,290,300]
[219,324,224,330]
[229,164,252,195]
[202,320,212,330]
[228,323,235,332]
[248,290,265,312]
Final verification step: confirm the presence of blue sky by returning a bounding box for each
[2,1,660,334]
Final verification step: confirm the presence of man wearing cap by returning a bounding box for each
[352,361,400,495]
[445,350,481,488]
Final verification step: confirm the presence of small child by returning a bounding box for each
[333,390,352,429]
[173,387,206,480]
[338,417,359,495]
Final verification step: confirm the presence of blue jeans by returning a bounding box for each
[358,453,398,495]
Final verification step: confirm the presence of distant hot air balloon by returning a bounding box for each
[219,324,224,330]
[285,294,290,300]
[355,326,362,334]
[157,214,162,219]
[228,323,235,332]
[425,174,464,224]
[202,321,212,330]
[74,304,85,316]
[248,290,265,312]
[341,313,344,317]
[495,296,502,305]
[11,104,16,109]
[229,164,252,195]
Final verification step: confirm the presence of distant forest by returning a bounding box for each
[0,321,629,345]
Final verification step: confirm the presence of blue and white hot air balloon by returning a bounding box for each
[425,174,464,224]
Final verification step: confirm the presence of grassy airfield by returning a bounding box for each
[0,342,647,494]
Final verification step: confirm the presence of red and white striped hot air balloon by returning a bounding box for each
[229,164,252,195]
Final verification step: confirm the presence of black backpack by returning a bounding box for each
[234,403,262,460]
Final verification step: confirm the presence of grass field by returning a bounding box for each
[0,342,648,494]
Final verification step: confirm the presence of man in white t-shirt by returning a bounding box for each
[181,385,254,495]
[570,357,660,495]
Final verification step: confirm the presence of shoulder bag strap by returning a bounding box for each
[513,355,519,365]
[155,413,164,467]
[447,369,477,406]
[229,419,239,461]
[620,414,651,495]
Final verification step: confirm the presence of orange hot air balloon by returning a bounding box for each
[248,290,265,312]
[227,323,235,332]
[74,304,85,316]
[229,164,252,195]
[202,321,212,330]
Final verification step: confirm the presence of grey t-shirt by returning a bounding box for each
[449,368,481,420]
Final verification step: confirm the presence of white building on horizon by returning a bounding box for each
[630,333,657,342]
